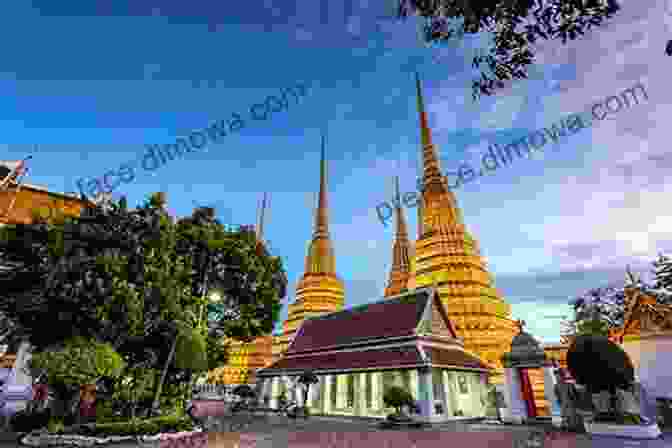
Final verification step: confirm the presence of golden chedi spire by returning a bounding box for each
[305,134,335,274]
[385,176,411,297]
[412,73,517,383]
[275,133,344,359]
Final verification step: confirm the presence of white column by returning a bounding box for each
[264,379,272,406]
[470,373,483,417]
[308,376,321,410]
[356,373,366,417]
[445,371,460,417]
[502,367,526,424]
[336,375,345,410]
[543,366,562,427]
[410,370,419,401]
[372,372,382,413]
[323,375,332,414]
[417,368,435,422]
[442,371,454,416]
[270,377,280,409]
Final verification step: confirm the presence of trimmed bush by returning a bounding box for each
[29,337,125,386]
[65,414,195,437]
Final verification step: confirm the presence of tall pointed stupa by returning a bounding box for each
[275,133,345,357]
[411,73,517,382]
[384,176,412,297]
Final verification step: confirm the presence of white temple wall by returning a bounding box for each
[628,336,672,399]
[260,368,488,419]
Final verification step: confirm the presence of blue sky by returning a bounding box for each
[4,0,670,342]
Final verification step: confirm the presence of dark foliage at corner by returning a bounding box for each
[398,0,621,100]
[567,335,634,392]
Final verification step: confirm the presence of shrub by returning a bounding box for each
[46,417,65,434]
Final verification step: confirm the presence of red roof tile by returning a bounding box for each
[259,346,423,373]
[287,290,432,353]
[424,347,490,370]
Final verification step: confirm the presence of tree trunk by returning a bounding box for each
[150,334,178,416]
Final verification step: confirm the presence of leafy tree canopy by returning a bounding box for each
[398,0,621,100]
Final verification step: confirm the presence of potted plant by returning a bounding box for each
[382,386,415,424]
[567,335,661,438]
[296,370,318,418]
[231,385,256,412]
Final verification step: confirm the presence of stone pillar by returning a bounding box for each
[502,367,526,424]
[543,366,562,427]
[417,368,435,422]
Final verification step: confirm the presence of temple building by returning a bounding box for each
[257,287,492,422]
[608,269,672,400]
[0,160,87,227]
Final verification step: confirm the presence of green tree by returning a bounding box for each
[0,192,288,419]
[397,0,621,100]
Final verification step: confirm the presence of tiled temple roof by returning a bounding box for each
[423,347,489,370]
[258,346,424,375]
[286,288,433,353]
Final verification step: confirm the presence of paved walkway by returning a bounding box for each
[2,418,672,447]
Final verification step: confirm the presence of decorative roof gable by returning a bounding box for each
[286,288,435,353]
[614,286,672,338]
[415,290,459,340]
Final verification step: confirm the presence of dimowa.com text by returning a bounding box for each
[375,81,649,227]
